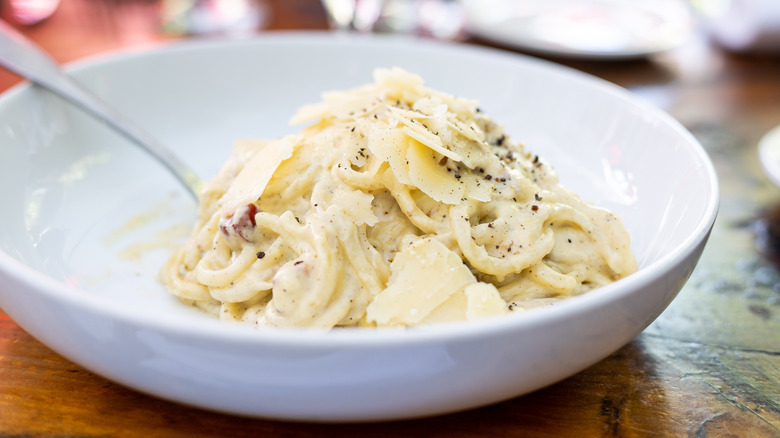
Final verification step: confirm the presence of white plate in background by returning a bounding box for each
[759,125,780,187]
[462,0,696,59]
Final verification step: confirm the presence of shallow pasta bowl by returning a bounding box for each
[0,33,717,421]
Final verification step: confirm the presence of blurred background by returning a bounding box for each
[1,1,780,435]
[1,0,779,58]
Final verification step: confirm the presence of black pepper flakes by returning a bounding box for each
[256,251,266,259]
[531,205,539,212]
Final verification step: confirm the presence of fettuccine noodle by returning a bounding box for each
[160,68,637,328]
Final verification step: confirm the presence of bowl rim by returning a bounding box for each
[0,31,719,348]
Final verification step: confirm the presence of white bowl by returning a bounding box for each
[0,33,717,421]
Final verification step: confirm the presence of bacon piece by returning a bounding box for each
[219,204,258,242]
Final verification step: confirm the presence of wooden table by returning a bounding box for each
[1,0,779,435]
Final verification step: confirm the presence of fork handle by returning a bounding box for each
[0,19,202,198]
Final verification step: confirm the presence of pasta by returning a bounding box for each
[160,68,637,328]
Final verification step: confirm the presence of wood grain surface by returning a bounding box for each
[1,0,779,436]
